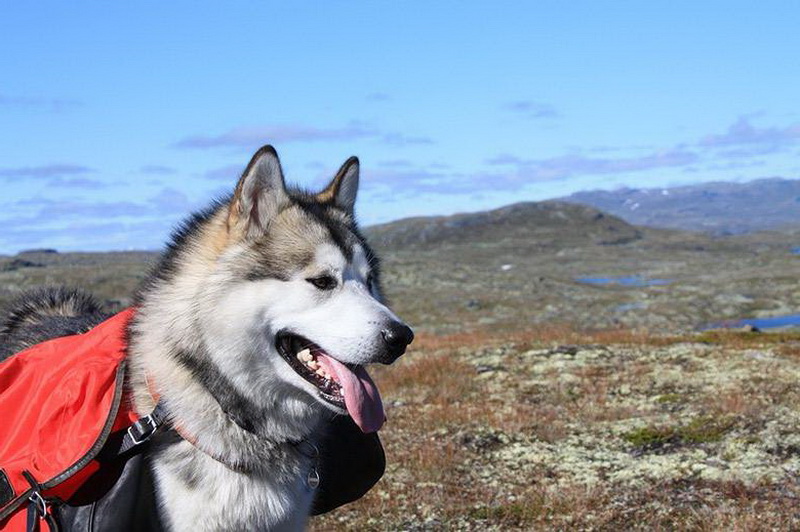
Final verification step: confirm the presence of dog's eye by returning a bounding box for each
[307,275,337,291]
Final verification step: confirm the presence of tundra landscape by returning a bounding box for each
[1,191,799,530]
[5,2,800,528]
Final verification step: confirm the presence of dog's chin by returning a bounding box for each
[275,332,348,415]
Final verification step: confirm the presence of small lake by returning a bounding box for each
[614,302,648,312]
[577,276,673,287]
[713,314,800,330]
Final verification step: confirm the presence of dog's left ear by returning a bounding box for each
[318,156,359,214]
[229,145,290,237]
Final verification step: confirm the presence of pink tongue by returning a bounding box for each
[315,353,385,433]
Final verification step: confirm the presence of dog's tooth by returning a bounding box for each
[297,349,312,362]
[315,368,326,377]
[307,360,319,370]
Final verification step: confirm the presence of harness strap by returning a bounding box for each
[118,378,320,490]
[139,376,253,472]
[118,402,169,455]
[21,471,59,532]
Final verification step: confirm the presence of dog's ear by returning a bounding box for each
[318,156,359,214]
[229,145,290,237]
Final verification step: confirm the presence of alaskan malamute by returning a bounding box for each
[0,145,413,530]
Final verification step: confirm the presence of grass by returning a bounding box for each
[624,416,737,451]
[310,329,800,530]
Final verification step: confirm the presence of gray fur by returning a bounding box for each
[0,287,106,360]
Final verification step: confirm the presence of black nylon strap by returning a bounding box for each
[26,501,39,532]
[22,470,59,532]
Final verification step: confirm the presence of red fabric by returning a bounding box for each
[0,308,139,529]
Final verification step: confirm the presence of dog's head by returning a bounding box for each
[202,146,412,434]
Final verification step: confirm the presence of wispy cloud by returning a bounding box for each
[377,159,415,168]
[39,199,150,219]
[46,177,107,188]
[503,100,559,119]
[700,116,800,147]
[149,187,195,214]
[140,165,177,175]
[488,150,699,180]
[365,92,390,102]
[486,153,525,165]
[2,198,150,232]
[361,147,702,200]
[685,160,766,173]
[364,116,799,201]
[173,124,377,150]
[173,123,434,150]
[0,164,94,179]
[203,164,244,181]
[364,167,455,194]
[0,94,82,113]
[381,133,434,146]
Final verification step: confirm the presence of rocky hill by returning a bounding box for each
[365,201,642,249]
[561,177,800,234]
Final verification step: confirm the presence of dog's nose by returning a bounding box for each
[380,322,414,363]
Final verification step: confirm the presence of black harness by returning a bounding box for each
[27,408,384,532]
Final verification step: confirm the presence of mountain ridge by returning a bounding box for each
[559,177,800,234]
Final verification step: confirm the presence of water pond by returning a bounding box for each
[714,314,800,330]
[577,276,673,287]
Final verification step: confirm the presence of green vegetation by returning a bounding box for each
[655,393,683,404]
[624,415,736,450]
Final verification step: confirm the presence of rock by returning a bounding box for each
[475,364,501,374]
[1,258,44,271]
[18,248,58,255]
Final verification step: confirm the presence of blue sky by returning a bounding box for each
[1,1,799,253]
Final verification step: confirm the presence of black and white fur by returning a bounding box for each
[0,146,413,531]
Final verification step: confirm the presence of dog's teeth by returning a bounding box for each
[307,360,319,370]
[315,368,327,377]
[297,349,313,362]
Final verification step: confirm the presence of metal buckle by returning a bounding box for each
[127,414,159,445]
[29,489,48,517]
[306,468,320,490]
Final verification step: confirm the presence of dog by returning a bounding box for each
[0,145,413,531]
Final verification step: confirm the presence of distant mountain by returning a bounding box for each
[560,177,800,234]
[364,200,642,249]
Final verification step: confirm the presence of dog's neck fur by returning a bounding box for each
[126,208,324,530]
